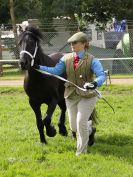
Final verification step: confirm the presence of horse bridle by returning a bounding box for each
[20,42,38,66]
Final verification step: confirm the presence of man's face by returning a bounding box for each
[70,41,85,52]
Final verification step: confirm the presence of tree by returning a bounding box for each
[14,0,41,22]
[77,0,133,29]
[0,0,42,24]
[9,0,19,59]
[1,0,133,28]
[0,0,10,24]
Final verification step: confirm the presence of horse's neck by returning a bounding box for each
[36,48,56,66]
[25,50,64,82]
[26,68,42,82]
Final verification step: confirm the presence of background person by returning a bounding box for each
[33,31,106,156]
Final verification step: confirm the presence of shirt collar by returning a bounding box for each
[75,51,85,59]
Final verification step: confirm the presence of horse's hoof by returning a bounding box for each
[58,124,68,136]
[40,139,47,145]
[46,125,56,137]
[41,141,47,145]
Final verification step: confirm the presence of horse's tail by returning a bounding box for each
[90,108,98,125]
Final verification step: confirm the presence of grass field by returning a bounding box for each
[0,86,133,177]
[0,68,24,80]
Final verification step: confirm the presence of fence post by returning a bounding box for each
[0,29,3,76]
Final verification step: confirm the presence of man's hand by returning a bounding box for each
[83,81,98,90]
[32,64,40,69]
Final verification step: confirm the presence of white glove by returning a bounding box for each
[83,81,97,90]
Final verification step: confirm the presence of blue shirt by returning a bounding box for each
[39,51,106,87]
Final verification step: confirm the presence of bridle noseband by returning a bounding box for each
[20,42,38,66]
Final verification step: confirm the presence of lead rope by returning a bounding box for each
[35,69,115,113]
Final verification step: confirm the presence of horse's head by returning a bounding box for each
[18,26,43,70]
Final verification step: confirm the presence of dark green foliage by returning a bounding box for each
[1,0,133,29]
[0,0,10,24]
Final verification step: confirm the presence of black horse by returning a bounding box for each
[19,26,68,144]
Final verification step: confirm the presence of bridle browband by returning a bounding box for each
[20,42,38,66]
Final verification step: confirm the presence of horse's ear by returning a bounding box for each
[17,25,24,35]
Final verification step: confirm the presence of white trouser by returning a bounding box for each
[66,96,97,156]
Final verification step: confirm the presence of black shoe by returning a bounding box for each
[72,131,76,139]
[88,127,96,146]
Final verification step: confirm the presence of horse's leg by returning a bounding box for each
[58,99,68,136]
[29,99,46,144]
[43,99,57,137]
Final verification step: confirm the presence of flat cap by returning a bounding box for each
[67,32,88,43]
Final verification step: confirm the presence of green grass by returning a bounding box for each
[0,68,24,80]
[111,74,133,79]
[0,86,133,177]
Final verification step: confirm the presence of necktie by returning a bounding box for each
[73,54,79,70]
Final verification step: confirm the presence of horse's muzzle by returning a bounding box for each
[19,60,29,70]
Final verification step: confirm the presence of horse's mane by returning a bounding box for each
[19,26,43,44]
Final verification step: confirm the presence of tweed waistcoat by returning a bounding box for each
[64,53,97,99]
